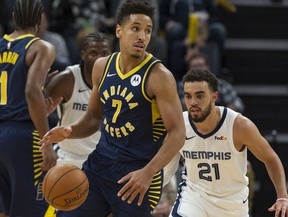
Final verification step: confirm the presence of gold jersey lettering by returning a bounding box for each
[102,120,135,137]
[129,103,138,109]
[125,92,133,102]
[102,85,139,109]
[115,128,121,138]
[103,90,110,100]
[2,52,7,62]
[101,85,138,137]
[117,85,121,95]
[120,126,128,136]
[109,127,114,137]
[105,123,109,133]
[125,122,135,132]
[120,87,127,97]
[100,97,106,104]
[110,86,115,96]
[0,52,19,65]
[11,53,18,64]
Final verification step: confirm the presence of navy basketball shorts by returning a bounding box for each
[0,121,49,216]
[57,150,164,217]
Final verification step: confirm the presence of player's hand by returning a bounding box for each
[39,126,72,148]
[268,199,288,217]
[40,144,57,171]
[45,96,63,116]
[117,167,155,206]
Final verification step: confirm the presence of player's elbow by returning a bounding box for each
[25,84,43,104]
[172,125,186,148]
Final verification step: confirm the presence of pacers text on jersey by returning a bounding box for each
[101,85,139,138]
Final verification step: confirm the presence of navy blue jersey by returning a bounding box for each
[97,52,167,162]
[0,34,39,121]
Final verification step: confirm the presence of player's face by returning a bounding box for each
[184,81,217,123]
[189,57,209,71]
[82,41,111,74]
[116,14,153,58]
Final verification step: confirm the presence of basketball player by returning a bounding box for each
[45,32,111,168]
[39,1,186,216]
[164,69,288,216]
[0,0,61,216]
[187,52,245,113]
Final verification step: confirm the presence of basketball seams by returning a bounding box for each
[47,168,80,200]
[51,177,89,210]
[42,164,89,211]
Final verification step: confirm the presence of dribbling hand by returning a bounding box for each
[41,144,57,171]
[39,126,72,149]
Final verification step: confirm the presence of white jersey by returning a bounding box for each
[56,64,100,168]
[165,107,249,215]
[182,106,248,197]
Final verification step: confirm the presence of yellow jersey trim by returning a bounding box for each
[98,53,117,91]
[25,38,39,49]
[4,34,36,41]
[116,53,153,80]
[142,59,160,102]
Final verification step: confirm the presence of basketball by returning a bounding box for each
[42,164,89,211]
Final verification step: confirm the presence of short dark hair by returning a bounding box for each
[116,0,155,25]
[80,32,110,51]
[13,0,44,30]
[79,32,111,69]
[183,69,218,92]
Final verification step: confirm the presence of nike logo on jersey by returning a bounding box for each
[185,136,196,140]
[107,72,117,77]
[78,88,89,93]
[243,197,248,204]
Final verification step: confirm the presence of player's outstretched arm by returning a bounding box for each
[39,126,73,147]
[234,115,288,217]
[39,56,108,146]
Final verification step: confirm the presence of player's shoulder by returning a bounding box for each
[93,55,111,72]
[150,61,173,79]
[234,113,257,134]
[55,68,74,82]
[95,54,112,66]
[47,67,74,88]
[29,38,55,53]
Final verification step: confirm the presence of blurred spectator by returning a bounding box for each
[0,25,3,38]
[0,0,14,35]
[38,13,71,71]
[179,52,245,113]
[49,0,108,64]
[41,0,54,22]
[159,0,227,79]
[0,0,4,37]
[107,0,168,65]
[217,0,237,13]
